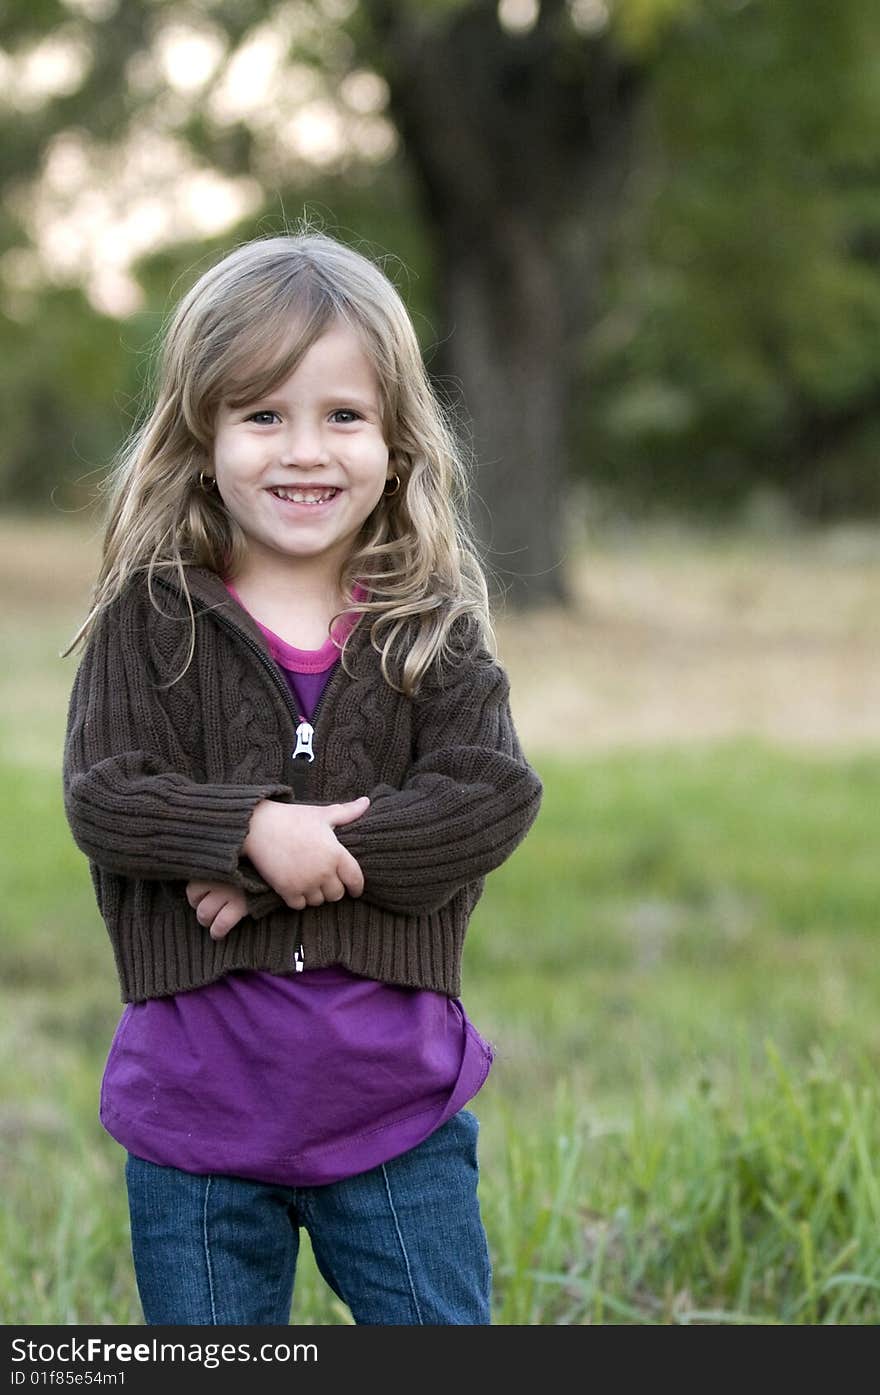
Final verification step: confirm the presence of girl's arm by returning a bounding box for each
[62,593,292,892]
[64,745,291,890]
[333,651,543,915]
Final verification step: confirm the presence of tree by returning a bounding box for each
[354,0,645,604]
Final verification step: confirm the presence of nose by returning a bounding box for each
[280,417,328,469]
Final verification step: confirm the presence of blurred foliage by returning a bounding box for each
[579,0,880,519]
[2,0,880,521]
[0,178,436,515]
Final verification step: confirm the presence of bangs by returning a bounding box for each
[219,297,337,411]
[186,248,390,437]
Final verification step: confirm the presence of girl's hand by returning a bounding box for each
[186,880,249,940]
[243,797,369,909]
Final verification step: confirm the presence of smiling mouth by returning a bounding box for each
[268,486,340,505]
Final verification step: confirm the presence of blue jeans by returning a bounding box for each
[124,1109,491,1325]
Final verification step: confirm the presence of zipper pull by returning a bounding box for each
[294,944,305,973]
[292,717,315,762]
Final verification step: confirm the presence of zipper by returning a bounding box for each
[292,677,334,764]
[153,574,357,976]
[292,717,314,761]
[153,572,345,787]
[205,605,345,800]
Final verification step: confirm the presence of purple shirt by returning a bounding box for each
[99,586,493,1186]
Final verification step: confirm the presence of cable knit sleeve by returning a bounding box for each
[334,647,543,915]
[62,586,292,890]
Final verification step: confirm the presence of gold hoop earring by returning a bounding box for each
[198,471,217,493]
[383,475,400,496]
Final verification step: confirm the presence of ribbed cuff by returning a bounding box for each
[68,772,292,884]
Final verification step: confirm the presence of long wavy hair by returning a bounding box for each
[61,230,494,695]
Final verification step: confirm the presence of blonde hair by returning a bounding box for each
[61,229,494,694]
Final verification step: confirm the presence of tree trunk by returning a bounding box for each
[359,0,644,607]
[434,213,570,607]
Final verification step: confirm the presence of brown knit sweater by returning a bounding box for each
[62,565,543,1002]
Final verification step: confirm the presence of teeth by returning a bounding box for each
[271,487,338,504]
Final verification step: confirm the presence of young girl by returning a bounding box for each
[61,230,543,1327]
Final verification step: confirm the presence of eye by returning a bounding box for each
[330,409,361,424]
[246,410,280,425]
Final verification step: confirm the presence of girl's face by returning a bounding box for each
[212,318,391,588]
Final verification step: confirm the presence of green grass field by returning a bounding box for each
[3,518,880,1324]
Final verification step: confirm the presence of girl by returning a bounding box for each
[61,230,543,1327]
